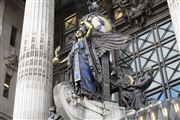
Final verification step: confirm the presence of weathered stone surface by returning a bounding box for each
[54,82,126,120]
[0,0,24,119]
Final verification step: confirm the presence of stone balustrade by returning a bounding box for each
[121,97,180,120]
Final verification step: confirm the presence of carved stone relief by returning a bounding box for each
[4,48,18,70]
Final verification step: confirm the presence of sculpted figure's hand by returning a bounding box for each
[53,46,61,64]
[53,46,68,65]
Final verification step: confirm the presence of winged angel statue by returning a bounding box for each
[53,12,129,98]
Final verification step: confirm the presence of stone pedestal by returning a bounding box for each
[167,0,180,51]
[13,0,54,119]
[54,82,126,120]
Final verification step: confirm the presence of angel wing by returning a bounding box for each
[92,32,129,57]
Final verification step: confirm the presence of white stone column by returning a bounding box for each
[13,0,54,119]
[167,0,180,51]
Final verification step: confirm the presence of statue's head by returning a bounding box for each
[76,30,83,39]
[87,1,99,13]
[75,26,87,39]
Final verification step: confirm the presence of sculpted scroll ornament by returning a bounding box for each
[4,48,18,69]
[118,0,155,27]
[65,89,80,105]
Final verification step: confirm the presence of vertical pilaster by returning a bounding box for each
[0,0,5,37]
[167,0,180,51]
[0,0,5,59]
[0,0,6,105]
[13,0,54,119]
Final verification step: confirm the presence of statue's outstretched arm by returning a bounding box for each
[53,55,68,65]
[130,74,152,88]
[131,82,144,89]
[60,57,68,63]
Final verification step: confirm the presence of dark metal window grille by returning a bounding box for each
[53,66,69,86]
[65,31,76,45]
[64,13,77,45]
[10,26,17,47]
[112,0,121,5]
[64,13,76,32]
[3,73,12,98]
[119,18,180,100]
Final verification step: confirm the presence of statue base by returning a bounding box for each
[54,82,126,120]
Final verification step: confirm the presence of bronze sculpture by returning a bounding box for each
[53,14,129,100]
[130,67,154,110]
[110,66,134,110]
[52,1,155,111]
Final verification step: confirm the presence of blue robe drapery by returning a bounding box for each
[68,38,96,93]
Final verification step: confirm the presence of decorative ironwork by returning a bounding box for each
[119,18,180,100]
[114,7,123,21]
[64,13,76,33]
[64,13,77,45]
[65,31,76,45]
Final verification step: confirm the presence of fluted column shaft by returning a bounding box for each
[13,0,54,119]
[167,0,180,51]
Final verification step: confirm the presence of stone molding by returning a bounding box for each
[54,82,126,120]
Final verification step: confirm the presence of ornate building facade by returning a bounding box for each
[0,0,24,119]
[0,0,180,119]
